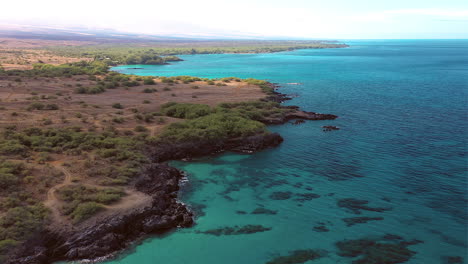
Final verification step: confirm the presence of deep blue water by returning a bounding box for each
[108,40,468,264]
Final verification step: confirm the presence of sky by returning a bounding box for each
[1,0,468,39]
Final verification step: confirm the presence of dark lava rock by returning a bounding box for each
[313,225,330,232]
[150,133,284,162]
[336,236,423,264]
[337,198,391,214]
[251,207,278,215]
[322,125,340,131]
[343,217,384,227]
[198,225,272,236]
[269,191,293,200]
[291,119,305,125]
[265,249,326,264]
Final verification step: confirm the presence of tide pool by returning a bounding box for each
[106,40,468,264]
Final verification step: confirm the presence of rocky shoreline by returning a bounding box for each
[7,84,337,264]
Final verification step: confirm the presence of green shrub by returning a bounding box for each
[112,103,124,109]
[161,102,212,119]
[75,86,106,94]
[134,125,148,132]
[143,77,156,85]
[158,113,266,142]
[27,102,44,111]
[70,202,103,223]
[143,88,157,93]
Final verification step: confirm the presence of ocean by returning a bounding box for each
[108,40,468,264]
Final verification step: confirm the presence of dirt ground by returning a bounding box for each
[0,74,265,131]
[0,47,92,70]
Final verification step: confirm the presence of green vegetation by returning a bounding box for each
[143,88,157,93]
[1,127,139,156]
[26,103,59,111]
[158,112,266,142]
[57,185,124,222]
[143,77,156,85]
[112,103,124,109]
[244,78,275,94]
[0,126,148,258]
[156,100,297,143]
[69,202,103,223]
[0,160,50,262]
[0,61,107,78]
[216,101,294,122]
[0,205,49,261]
[46,41,348,66]
[161,102,211,119]
[159,100,294,123]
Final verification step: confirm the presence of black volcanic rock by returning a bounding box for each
[150,132,284,162]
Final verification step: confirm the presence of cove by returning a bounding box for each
[106,40,468,264]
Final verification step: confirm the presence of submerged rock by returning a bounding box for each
[443,256,464,264]
[337,198,392,214]
[269,191,293,200]
[313,225,330,232]
[251,207,278,215]
[294,193,321,202]
[336,235,423,264]
[343,217,384,227]
[265,249,326,264]
[197,225,272,236]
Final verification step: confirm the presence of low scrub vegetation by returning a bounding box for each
[161,102,212,119]
[158,112,266,142]
[57,185,124,222]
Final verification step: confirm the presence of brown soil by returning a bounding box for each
[0,75,265,131]
[0,48,91,70]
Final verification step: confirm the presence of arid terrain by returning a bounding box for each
[0,70,265,228]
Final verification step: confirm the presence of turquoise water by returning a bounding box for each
[108,40,468,263]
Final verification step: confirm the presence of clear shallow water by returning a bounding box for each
[108,40,468,263]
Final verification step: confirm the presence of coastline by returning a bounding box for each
[6,80,337,264]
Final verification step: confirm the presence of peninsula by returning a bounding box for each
[0,39,339,263]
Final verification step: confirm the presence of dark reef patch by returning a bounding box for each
[265,249,326,264]
[442,256,464,264]
[197,225,272,236]
[428,229,467,247]
[342,217,384,227]
[251,207,278,215]
[269,191,293,200]
[264,179,289,188]
[313,225,329,232]
[337,198,392,214]
[294,193,321,202]
[336,235,423,264]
